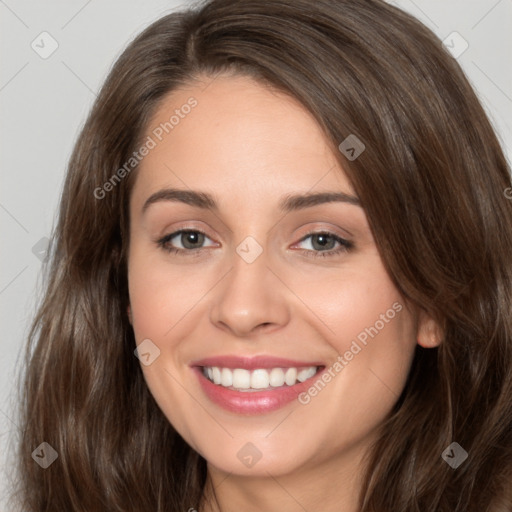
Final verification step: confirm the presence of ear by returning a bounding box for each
[127,304,133,325]
[417,308,443,348]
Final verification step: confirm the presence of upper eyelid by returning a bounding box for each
[159,229,217,245]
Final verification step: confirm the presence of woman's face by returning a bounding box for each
[127,74,434,479]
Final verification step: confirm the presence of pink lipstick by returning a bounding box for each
[191,355,325,414]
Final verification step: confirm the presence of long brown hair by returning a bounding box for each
[11,0,512,510]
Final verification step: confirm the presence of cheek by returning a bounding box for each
[127,249,209,439]
[290,256,412,354]
[127,244,211,341]
[290,258,416,411]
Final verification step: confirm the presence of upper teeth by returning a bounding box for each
[203,366,319,390]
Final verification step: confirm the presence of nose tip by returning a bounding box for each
[209,256,291,338]
[214,303,281,338]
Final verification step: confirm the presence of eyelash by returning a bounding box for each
[156,229,354,259]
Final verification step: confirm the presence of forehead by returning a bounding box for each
[131,74,354,207]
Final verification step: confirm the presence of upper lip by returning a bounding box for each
[190,355,325,370]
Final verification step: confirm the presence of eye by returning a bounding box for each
[294,231,354,258]
[157,229,217,255]
[156,229,353,258]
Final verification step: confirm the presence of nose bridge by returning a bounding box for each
[209,237,290,336]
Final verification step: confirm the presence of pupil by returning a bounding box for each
[313,234,333,250]
[183,231,203,249]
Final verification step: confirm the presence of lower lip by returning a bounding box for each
[193,367,324,415]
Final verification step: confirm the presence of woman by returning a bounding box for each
[14,0,512,510]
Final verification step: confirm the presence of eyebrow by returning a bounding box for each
[141,188,361,214]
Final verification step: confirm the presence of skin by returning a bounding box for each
[127,74,441,512]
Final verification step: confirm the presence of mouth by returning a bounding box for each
[201,365,321,392]
[191,356,325,414]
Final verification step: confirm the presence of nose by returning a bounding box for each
[209,246,291,338]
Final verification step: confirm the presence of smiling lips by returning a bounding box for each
[191,356,325,414]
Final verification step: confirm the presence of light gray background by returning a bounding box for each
[1,0,511,509]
